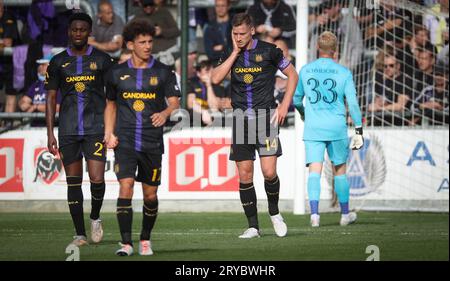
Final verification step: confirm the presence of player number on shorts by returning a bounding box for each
[93,142,104,157]
[152,168,161,182]
[265,139,278,152]
[307,78,338,104]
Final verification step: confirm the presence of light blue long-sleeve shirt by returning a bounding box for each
[293,58,362,141]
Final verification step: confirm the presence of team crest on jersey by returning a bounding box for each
[33,148,63,185]
[75,82,85,93]
[133,100,145,112]
[324,134,386,197]
[90,62,97,71]
[255,54,263,62]
[149,76,159,86]
[243,74,254,84]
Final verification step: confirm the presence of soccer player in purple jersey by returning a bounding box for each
[212,13,298,238]
[104,19,180,256]
[46,13,114,247]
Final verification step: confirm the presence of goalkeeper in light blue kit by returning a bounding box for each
[293,31,364,227]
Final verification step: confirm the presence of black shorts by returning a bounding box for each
[58,134,106,166]
[114,146,162,186]
[229,110,282,161]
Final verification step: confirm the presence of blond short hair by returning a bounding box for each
[318,31,337,54]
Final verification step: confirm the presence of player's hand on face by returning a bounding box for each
[47,134,59,156]
[151,112,168,127]
[231,32,241,54]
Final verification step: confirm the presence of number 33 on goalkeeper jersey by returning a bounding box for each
[293,58,364,151]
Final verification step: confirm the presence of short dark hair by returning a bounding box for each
[122,19,156,43]
[417,44,436,58]
[142,0,155,7]
[414,25,429,36]
[232,13,254,27]
[69,12,93,29]
[195,60,212,72]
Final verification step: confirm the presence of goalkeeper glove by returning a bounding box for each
[295,105,305,121]
[350,127,364,150]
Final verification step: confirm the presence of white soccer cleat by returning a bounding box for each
[90,219,104,243]
[139,240,154,256]
[310,214,320,227]
[238,227,261,239]
[340,212,357,226]
[70,235,88,247]
[115,243,134,256]
[270,214,287,237]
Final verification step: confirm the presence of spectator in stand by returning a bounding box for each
[187,60,227,126]
[414,47,436,93]
[412,65,449,125]
[274,39,294,112]
[424,0,449,53]
[404,25,431,76]
[0,0,19,113]
[134,0,180,55]
[247,0,296,48]
[89,0,125,54]
[19,54,60,112]
[127,0,143,21]
[368,54,414,126]
[187,41,198,79]
[19,54,61,126]
[365,0,415,50]
[204,0,232,65]
[437,44,449,67]
[188,6,208,44]
[309,0,363,69]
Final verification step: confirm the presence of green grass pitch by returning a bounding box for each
[0,212,447,261]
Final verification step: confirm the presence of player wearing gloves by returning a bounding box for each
[293,31,363,227]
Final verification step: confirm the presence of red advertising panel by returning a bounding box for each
[0,139,24,192]
[169,138,238,192]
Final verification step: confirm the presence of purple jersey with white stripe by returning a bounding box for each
[45,46,114,136]
[106,57,181,153]
[218,39,290,111]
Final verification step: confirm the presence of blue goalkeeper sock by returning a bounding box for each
[334,175,350,215]
[307,173,321,215]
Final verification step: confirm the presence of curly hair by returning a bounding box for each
[122,19,156,43]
